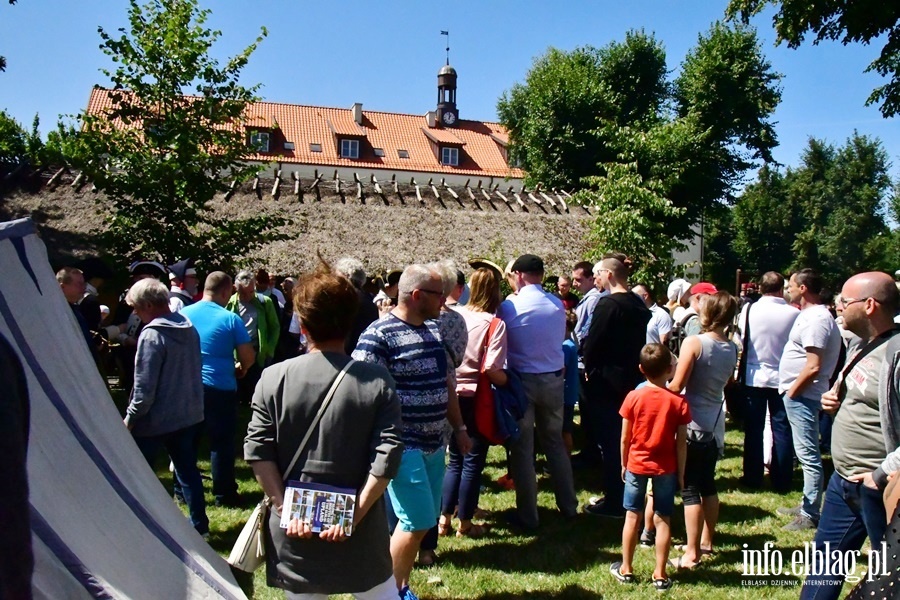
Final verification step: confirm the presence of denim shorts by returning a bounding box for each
[623,471,677,517]
[387,448,446,532]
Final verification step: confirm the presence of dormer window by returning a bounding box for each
[340,139,359,159]
[441,147,459,166]
[249,131,270,153]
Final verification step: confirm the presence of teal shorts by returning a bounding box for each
[387,448,446,532]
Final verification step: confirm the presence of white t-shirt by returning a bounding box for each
[646,303,673,344]
[735,296,799,389]
[778,304,842,399]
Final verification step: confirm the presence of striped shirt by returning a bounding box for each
[353,314,448,452]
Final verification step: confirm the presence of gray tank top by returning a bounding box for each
[685,334,738,435]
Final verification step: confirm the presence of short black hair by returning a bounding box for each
[795,268,824,296]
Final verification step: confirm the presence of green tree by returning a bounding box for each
[498,24,781,277]
[72,0,285,269]
[497,30,668,189]
[671,23,782,227]
[729,133,893,285]
[0,110,28,167]
[575,162,686,290]
[731,164,800,276]
[726,0,900,117]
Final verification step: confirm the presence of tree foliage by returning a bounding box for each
[726,133,893,286]
[498,24,782,283]
[727,0,900,117]
[71,0,286,270]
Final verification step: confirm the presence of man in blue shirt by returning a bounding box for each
[498,254,578,530]
[181,271,255,506]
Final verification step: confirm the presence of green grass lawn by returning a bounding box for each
[130,393,856,599]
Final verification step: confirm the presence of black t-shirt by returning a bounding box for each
[583,291,652,399]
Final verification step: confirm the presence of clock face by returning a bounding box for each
[442,111,456,125]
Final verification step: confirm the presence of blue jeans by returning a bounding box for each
[783,393,823,521]
[800,472,887,599]
[742,386,794,491]
[134,423,208,535]
[441,395,490,521]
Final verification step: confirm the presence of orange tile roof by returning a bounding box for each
[86,88,525,179]
[422,127,466,146]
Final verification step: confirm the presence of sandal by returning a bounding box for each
[456,523,489,538]
[438,516,453,536]
[667,555,701,571]
[673,544,713,556]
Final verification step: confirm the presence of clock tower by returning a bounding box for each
[436,63,458,127]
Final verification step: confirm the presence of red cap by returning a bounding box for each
[690,282,718,295]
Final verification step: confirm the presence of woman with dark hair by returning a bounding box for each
[245,261,404,599]
[668,291,738,569]
[438,268,509,538]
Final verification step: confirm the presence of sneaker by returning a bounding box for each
[640,529,656,547]
[584,502,625,519]
[777,505,802,517]
[653,577,673,592]
[609,561,635,584]
[783,514,818,531]
[398,585,420,600]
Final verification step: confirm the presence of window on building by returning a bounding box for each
[310,143,322,152]
[441,147,459,166]
[283,141,295,151]
[340,139,359,159]
[249,131,270,152]
[373,147,385,157]
[398,149,410,159]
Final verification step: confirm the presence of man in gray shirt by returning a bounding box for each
[777,268,843,531]
[801,272,899,598]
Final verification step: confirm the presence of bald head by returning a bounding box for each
[844,272,899,314]
[840,271,899,338]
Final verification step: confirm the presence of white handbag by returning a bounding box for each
[226,360,355,572]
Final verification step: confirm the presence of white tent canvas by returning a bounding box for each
[0,218,246,600]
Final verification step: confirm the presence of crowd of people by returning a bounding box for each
[53,252,900,599]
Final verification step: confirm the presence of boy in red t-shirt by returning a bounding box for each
[610,343,691,591]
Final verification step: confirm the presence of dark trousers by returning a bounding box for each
[441,395,490,521]
[800,472,887,599]
[577,372,602,462]
[237,362,262,405]
[584,377,625,509]
[134,424,208,535]
[742,386,794,492]
[204,386,239,500]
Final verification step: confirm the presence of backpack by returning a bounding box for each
[667,312,697,357]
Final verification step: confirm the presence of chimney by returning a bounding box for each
[425,111,436,128]
[351,103,363,125]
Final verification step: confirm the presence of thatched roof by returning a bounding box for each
[0,169,595,277]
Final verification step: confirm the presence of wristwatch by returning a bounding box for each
[455,425,468,433]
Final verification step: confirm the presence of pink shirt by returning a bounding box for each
[454,306,508,396]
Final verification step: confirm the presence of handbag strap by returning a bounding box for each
[736,301,752,384]
[282,359,356,483]
[479,317,501,374]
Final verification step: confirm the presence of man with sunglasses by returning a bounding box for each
[799,272,900,598]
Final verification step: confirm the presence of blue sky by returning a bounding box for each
[2,0,897,182]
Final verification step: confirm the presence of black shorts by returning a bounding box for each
[682,438,719,505]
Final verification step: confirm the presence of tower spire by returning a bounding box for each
[440,30,450,65]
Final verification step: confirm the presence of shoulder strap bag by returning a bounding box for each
[227,359,356,572]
